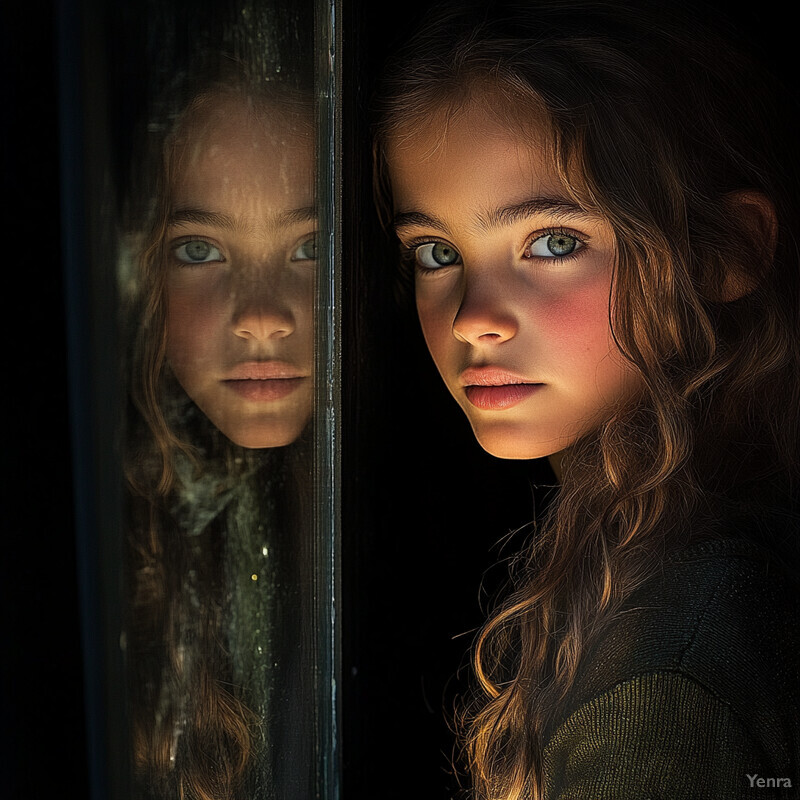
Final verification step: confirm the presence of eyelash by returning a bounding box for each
[400,241,460,275]
[168,233,318,267]
[524,227,587,261]
[403,227,589,275]
[170,237,225,266]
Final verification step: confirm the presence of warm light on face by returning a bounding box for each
[165,93,316,448]
[387,99,641,460]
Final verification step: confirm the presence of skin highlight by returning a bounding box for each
[165,92,316,449]
[388,96,641,462]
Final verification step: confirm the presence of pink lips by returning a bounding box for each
[223,361,308,401]
[460,366,542,410]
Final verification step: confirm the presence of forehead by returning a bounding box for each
[386,97,567,214]
[169,92,314,208]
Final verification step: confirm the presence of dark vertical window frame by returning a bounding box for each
[4,2,89,797]
[57,1,129,798]
[314,0,343,796]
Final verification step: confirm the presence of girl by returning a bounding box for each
[373,1,800,797]
[123,52,317,799]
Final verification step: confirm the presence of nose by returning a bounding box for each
[231,274,296,341]
[452,273,519,345]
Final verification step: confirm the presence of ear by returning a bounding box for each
[719,190,778,302]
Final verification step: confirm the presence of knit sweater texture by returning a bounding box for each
[541,525,800,799]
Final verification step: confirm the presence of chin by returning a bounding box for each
[217,419,309,449]
[471,422,568,461]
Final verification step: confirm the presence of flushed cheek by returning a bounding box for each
[533,277,615,366]
[537,285,640,416]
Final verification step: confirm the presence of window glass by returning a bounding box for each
[60,1,338,797]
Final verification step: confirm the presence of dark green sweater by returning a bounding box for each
[542,534,800,799]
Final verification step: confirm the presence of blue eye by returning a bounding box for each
[291,235,317,262]
[415,242,462,269]
[173,239,223,264]
[527,232,583,258]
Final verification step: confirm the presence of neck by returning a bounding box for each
[548,451,565,482]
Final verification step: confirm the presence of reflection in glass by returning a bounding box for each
[162,85,316,450]
[118,5,318,798]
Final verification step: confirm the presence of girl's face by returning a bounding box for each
[387,99,641,461]
[165,93,315,448]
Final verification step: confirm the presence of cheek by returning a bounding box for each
[287,271,317,328]
[544,280,641,407]
[415,289,454,366]
[536,275,615,366]
[165,280,227,366]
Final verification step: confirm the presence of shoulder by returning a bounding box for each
[543,528,800,796]
[569,535,799,708]
[543,670,796,799]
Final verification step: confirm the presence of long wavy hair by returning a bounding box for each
[373,2,800,797]
[122,55,314,799]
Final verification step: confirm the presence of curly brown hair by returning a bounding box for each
[373,2,800,797]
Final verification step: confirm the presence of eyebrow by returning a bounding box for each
[169,206,317,230]
[393,196,596,234]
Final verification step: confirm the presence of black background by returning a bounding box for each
[3,1,795,798]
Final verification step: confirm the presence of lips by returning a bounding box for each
[460,366,542,410]
[226,361,307,380]
[223,361,309,401]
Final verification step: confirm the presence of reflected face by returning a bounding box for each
[387,100,641,460]
[165,93,315,448]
